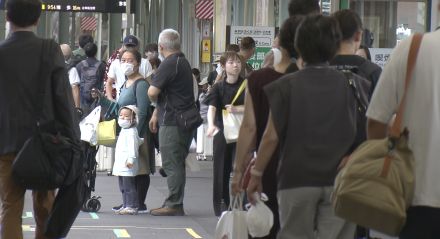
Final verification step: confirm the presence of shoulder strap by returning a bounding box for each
[35,39,50,126]
[390,33,423,138]
[231,79,247,105]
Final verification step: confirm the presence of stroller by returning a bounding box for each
[77,106,102,213]
[81,142,102,212]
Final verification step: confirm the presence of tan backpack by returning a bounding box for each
[332,33,423,236]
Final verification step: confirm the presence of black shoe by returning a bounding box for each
[138,204,148,214]
[112,204,123,211]
[159,168,167,177]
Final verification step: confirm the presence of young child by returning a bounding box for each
[113,105,143,215]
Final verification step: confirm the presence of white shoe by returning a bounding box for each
[117,207,138,215]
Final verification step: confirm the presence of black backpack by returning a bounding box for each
[77,59,103,105]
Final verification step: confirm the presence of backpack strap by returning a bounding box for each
[34,39,51,129]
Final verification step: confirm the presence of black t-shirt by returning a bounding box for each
[330,55,382,95]
[151,52,194,126]
[206,77,246,128]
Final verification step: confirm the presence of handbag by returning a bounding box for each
[222,80,247,144]
[215,194,248,239]
[97,119,117,146]
[175,104,203,131]
[332,34,423,236]
[12,39,81,190]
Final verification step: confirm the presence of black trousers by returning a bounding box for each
[399,206,440,239]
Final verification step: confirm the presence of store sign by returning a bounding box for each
[0,0,135,13]
[370,48,393,69]
[230,26,275,70]
[201,39,211,63]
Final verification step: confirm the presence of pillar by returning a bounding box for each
[109,13,122,53]
[58,12,70,44]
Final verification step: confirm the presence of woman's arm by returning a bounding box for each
[231,91,257,195]
[135,80,151,136]
[206,105,218,137]
[246,112,279,204]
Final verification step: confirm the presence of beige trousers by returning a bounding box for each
[0,154,55,239]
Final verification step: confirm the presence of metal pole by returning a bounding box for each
[97,13,103,60]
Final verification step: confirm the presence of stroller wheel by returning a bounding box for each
[86,198,101,212]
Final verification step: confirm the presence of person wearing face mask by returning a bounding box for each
[111,49,155,214]
[205,51,246,216]
[106,35,153,101]
[112,105,144,215]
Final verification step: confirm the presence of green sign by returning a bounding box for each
[247,47,272,70]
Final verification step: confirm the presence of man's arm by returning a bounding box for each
[367,118,388,140]
[71,84,80,108]
[105,77,115,100]
[147,86,161,103]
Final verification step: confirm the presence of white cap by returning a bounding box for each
[199,76,208,85]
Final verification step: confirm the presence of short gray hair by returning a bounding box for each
[158,29,181,51]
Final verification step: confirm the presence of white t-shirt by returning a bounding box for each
[68,67,80,86]
[108,58,153,99]
[366,31,440,208]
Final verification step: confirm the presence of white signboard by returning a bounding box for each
[370,48,394,69]
[230,26,275,70]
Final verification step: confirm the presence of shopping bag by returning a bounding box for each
[246,193,273,238]
[215,194,248,239]
[222,80,247,144]
[222,110,244,144]
[79,106,101,145]
[97,119,116,146]
[332,33,423,236]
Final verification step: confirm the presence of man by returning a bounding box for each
[0,0,80,238]
[106,35,153,100]
[288,0,320,16]
[148,29,194,216]
[366,31,440,238]
[72,34,93,59]
[238,36,256,78]
[144,42,159,60]
[60,43,81,108]
[76,42,105,115]
[330,9,382,94]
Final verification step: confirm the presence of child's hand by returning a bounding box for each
[126,163,133,169]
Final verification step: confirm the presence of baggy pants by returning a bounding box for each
[0,154,55,239]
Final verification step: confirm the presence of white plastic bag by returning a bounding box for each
[79,106,101,145]
[246,193,274,238]
[215,194,248,239]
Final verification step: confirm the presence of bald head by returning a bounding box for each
[60,44,71,61]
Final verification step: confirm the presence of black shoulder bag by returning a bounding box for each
[12,39,81,190]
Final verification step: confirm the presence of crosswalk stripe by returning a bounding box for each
[22,225,35,232]
[22,212,33,219]
[113,229,130,238]
[186,228,202,238]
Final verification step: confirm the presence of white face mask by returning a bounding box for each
[118,119,132,129]
[121,63,135,76]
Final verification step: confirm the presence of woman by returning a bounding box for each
[231,16,303,239]
[247,15,357,239]
[206,51,246,216]
[112,49,155,214]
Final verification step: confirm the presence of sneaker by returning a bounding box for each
[117,207,138,215]
[150,207,185,216]
[159,168,167,177]
[112,204,123,211]
[138,204,148,214]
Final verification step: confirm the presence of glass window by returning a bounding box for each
[350,0,428,48]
